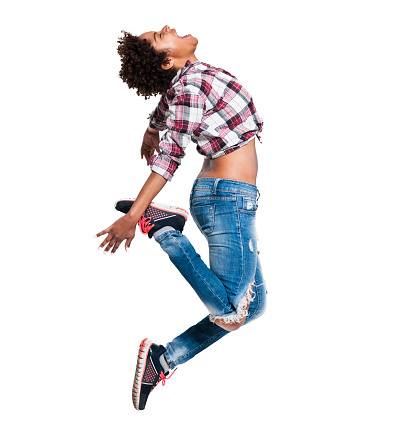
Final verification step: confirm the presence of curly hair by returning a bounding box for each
[117,31,177,99]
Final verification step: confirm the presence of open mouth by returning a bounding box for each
[175,30,189,39]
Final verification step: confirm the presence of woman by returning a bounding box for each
[96,25,267,410]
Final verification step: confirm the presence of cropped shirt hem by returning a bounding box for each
[203,133,259,160]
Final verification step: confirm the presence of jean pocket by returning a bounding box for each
[191,203,215,235]
[239,197,258,214]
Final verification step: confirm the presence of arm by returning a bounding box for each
[147,95,169,131]
[149,83,206,181]
[140,94,169,164]
[141,127,160,165]
[95,172,167,254]
[126,171,167,222]
[96,85,204,252]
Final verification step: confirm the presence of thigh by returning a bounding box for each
[211,194,259,299]
[190,191,240,272]
[191,189,259,305]
[207,198,244,292]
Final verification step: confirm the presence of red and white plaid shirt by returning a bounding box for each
[148,61,263,181]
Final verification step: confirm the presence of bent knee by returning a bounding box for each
[228,321,245,331]
[246,294,267,324]
[214,316,247,332]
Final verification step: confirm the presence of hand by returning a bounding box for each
[141,127,160,165]
[95,214,137,254]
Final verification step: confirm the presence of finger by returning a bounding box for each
[141,142,150,158]
[103,237,117,253]
[145,151,153,164]
[98,233,112,250]
[142,147,149,162]
[125,237,133,251]
[110,240,122,255]
[95,228,109,238]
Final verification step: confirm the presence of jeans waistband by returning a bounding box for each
[192,178,259,198]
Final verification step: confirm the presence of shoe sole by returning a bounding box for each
[132,338,153,411]
[115,199,189,220]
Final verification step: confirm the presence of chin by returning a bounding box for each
[184,34,198,45]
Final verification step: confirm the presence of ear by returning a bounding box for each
[161,57,175,70]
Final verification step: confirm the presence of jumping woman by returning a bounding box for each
[96,25,267,410]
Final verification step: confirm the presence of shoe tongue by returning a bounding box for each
[158,353,170,374]
[150,344,167,374]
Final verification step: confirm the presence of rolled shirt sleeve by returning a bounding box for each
[148,95,169,131]
[149,82,206,181]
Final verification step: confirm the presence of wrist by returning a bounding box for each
[125,210,141,225]
[147,125,159,135]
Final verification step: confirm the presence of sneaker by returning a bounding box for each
[115,199,189,239]
[132,338,175,411]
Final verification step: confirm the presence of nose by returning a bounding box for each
[162,25,170,32]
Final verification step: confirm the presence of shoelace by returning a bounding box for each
[152,369,177,391]
[138,216,154,235]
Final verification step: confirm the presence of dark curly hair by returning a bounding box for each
[117,31,177,99]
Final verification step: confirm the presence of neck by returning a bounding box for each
[174,54,199,70]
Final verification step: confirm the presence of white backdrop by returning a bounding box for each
[1,0,397,430]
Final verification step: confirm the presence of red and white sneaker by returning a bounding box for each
[115,199,189,238]
[132,338,175,411]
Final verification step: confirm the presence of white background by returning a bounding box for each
[1,0,397,430]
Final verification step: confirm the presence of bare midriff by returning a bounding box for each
[197,138,258,186]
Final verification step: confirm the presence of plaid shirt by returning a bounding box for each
[148,61,263,181]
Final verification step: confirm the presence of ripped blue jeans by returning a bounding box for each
[153,178,267,369]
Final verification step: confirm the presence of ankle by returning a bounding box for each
[159,353,170,372]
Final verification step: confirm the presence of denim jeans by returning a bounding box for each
[153,178,267,369]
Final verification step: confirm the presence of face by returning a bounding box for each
[139,25,198,69]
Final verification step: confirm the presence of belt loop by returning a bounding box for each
[257,190,261,203]
[212,178,220,195]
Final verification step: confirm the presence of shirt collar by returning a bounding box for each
[171,60,200,85]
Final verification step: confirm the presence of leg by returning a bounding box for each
[197,190,260,325]
[153,228,234,318]
[130,259,266,410]
[130,180,267,410]
[154,178,266,367]
[164,258,267,369]
[153,201,257,327]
